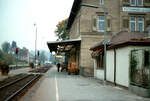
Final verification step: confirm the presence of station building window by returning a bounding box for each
[100,0,104,5]
[97,52,104,69]
[130,17,144,32]
[130,17,136,31]
[138,17,144,32]
[98,16,105,32]
[130,0,136,6]
[130,0,143,6]
[137,0,143,6]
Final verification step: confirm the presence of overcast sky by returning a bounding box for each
[0,0,74,51]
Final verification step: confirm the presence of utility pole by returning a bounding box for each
[34,23,37,68]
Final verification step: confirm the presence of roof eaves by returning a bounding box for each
[66,0,81,30]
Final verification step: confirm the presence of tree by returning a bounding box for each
[55,18,69,40]
[0,49,3,62]
[1,41,10,53]
[0,49,15,64]
[11,41,17,49]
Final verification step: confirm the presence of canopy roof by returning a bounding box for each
[47,39,81,52]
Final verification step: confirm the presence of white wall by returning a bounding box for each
[93,46,150,87]
[96,70,104,80]
[106,50,114,83]
[93,59,104,80]
[115,47,130,87]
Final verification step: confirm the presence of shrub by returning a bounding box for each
[0,61,9,75]
[29,62,34,68]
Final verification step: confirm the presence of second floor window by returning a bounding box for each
[100,0,104,5]
[130,17,144,32]
[138,17,144,32]
[130,17,136,31]
[98,16,105,32]
[137,0,143,6]
[130,0,143,6]
[130,0,136,6]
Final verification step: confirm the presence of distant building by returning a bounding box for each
[17,48,29,63]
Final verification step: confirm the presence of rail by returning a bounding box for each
[0,74,41,101]
[5,74,40,101]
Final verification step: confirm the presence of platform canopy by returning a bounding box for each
[47,39,81,52]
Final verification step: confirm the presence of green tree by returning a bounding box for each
[2,41,10,53]
[11,41,17,49]
[0,49,15,64]
[0,49,3,62]
[55,18,69,40]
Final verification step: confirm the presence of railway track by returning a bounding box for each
[29,67,51,73]
[0,74,41,101]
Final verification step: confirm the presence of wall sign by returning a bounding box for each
[123,7,150,12]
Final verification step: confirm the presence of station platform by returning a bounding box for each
[19,66,150,101]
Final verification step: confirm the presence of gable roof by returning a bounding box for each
[66,0,81,30]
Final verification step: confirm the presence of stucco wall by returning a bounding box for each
[106,50,114,83]
[106,46,150,87]
[115,47,130,87]
[96,70,104,80]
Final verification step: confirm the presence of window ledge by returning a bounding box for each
[96,68,104,70]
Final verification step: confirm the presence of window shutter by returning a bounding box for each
[122,0,130,6]
[123,19,129,28]
[92,15,97,32]
[107,19,111,31]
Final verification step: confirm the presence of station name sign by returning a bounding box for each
[123,7,150,12]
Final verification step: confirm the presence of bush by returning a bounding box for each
[29,62,34,68]
[0,61,9,75]
[0,49,15,65]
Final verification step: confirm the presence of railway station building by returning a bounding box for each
[47,0,150,77]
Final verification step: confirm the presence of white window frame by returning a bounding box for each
[130,0,136,6]
[138,17,144,32]
[137,0,143,6]
[130,17,136,31]
[100,0,104,5]
[98,16,105,32]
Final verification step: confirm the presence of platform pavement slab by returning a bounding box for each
[19,66,150,101]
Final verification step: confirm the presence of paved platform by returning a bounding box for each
[19,66,150,101]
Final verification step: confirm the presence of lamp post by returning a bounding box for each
[34,23,37,68]
[81,3,107,80]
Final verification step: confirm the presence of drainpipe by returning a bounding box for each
[149,52,150,96]
[114,48,116,86]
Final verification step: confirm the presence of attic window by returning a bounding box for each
[130,0,136,6]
